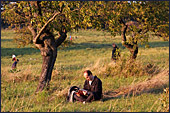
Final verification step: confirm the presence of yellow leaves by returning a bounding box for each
[141,11,145,15]
[30,19,36,24]
[87,22,92,27]
[37,23,41,28]
[2,1,169,43]
[129,11,133,16]
[109,20,113,23]
[122,41,126,45]
[63,5,70,13]
[98,1,102,5]
[59,2,63,8]
[157,24,169,28]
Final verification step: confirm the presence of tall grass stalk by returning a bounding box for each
[149,100,159,112]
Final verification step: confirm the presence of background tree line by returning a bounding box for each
[2,1,169,55]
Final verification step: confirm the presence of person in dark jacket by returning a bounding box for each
[74,70,102,103]
[111,43,120,61]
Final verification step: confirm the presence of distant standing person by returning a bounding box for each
[111,43,120,61]
[70,35,72,41]
[73,70,102,103]
[11,54,19,70]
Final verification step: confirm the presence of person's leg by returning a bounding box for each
[73,94,86,102]
[85,92,95,102]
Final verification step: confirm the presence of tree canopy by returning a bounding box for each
[2,1,169,47]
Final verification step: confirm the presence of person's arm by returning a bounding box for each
[88,79,102,100]
[94,79,102,95]
[83,80,87,89]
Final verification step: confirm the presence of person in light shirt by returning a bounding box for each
[74,70,102,103]
[11,54,19,70]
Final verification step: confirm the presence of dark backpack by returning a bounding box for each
[67,86,80,102]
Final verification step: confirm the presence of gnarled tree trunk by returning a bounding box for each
[27,2,67,92]
[121,21,138,59]
[26,1,81,93]
[34,29,67,92]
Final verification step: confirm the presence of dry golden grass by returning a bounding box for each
[1,65,39,83]
[80,58,168,100]
[103,68,169,98]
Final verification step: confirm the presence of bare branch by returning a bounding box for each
[33,11,60,43]
[121,25,128,42]
[121,21,139,59]
[37,1,42,16]
[33,7,82,44]
[28,25,36,38]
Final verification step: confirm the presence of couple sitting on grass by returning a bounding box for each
[67,70,102,104]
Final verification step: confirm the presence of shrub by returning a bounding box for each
[99,57,159,78]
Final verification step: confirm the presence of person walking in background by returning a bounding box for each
[70,35,72,41]
[11,54,19,70]
[111,43,120,62]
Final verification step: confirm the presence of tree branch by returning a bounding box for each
[28,25,36,38]
[33,6,82,44]
[121,25,128,42]
[37,1,42,16]
[33,11,61,43]
[121,21,139,59]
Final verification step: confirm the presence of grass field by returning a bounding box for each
[1,29,169,112]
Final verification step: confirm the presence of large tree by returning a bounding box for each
[82,1,169,59]
[1,1,91,92]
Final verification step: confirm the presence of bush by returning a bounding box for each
[99,57,159,78]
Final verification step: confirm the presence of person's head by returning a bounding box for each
[83,70,93,81]
[12,54,16,61]
[112,43,117,48]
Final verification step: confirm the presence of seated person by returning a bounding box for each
[73,70,102,103]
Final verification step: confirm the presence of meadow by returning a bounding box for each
[1,29,169,112]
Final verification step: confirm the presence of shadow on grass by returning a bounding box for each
[1,47,40,57]
[148,41,169,48]
[1,39,13,42]
[2,41,168,57]
[62,42,125,51]
[62,41,169,51]
[102,85,168,102]
[139,41,169,48]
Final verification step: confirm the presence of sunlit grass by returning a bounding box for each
[1,29,169,112]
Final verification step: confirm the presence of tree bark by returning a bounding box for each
[26,2,81,92]
[121,21,138,59]
[35,30,67,92]
[33,11,61,44]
